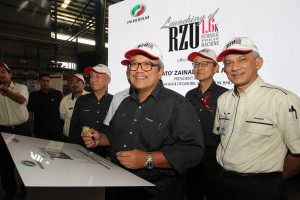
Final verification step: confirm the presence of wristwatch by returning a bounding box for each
[2,88,8,96]
[145,152,153,170]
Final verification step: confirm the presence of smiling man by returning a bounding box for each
[69,64,112,157]
[81,42,204,200]
[185,49,227,200]
[213,37,300,200]
[59,73,89,142]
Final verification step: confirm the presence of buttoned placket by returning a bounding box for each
[123,105,143,149]
[96,101,101,124]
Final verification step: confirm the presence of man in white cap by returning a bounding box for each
[59,73,89,142]
[213,37,300,200]
[69,64,112,157]
[82,42,204,200]
[185,49,227,200]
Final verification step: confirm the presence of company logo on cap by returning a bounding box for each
[137,42,153,49]
[225,38,242,49]
[200,49,210,53]
[131,4,146,17]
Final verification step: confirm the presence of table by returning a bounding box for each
[1,132,154,200]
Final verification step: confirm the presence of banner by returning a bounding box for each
[108,0,300,96]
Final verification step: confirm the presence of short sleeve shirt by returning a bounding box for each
[59,90,89,137]
[69,92,113,145]
[27,89,63,136]
[106,81,204,177]
[213,76,300,173]
[0,82,29,126]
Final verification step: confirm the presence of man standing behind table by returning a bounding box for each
[185,48,228,200]
[59,73,89,142]
[82,42,204,200]
[28,73,63,141]
[69,64,112,157]
[213,37,300,200]
[0,61,31,200]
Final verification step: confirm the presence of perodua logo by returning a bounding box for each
[131,4,146,17]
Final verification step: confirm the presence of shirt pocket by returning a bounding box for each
[243,121,275,137]
[138,117,164,150]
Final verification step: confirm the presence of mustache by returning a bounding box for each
[230,71,243,76]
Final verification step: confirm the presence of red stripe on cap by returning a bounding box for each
[216,49,253,62]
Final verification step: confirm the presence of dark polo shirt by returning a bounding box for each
[27,89,63,141]
[69,91,113,156]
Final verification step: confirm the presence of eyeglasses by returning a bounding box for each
[127,61,159,72]
[192,61,215,68]
[69,80,83,85]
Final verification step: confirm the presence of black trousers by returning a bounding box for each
[186,147,218,200]
[216,166,288,200]
[106,174,186,200]
[0,123,31,194]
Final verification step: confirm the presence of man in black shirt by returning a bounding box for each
[28,73,63,141]
[69,64,112,157]
[185,48,228,200]
[82,42,204,200]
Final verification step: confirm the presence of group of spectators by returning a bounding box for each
[0,36,299,200]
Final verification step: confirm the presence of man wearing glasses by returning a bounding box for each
[82,42,204,200]
[59,73,89,142]
[185,48,228,200]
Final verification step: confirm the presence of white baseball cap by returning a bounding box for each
[124,42,164,64]
[84,64,111,78]
[187,48,218,63]
[68,73,85,83]
[0,61,11,72]
[217,37,259,62]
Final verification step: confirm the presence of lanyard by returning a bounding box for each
[194,89,214,113]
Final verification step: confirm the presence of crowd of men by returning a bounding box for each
[0,37,300,200]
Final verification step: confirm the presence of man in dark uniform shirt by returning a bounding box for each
[82,42,204,200]
[69,64,112,157]
[185,48,228,200]
[28,73,63,141]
